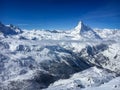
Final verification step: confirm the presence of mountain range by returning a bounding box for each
[0,21,120,90]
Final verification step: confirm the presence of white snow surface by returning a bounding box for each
[0,21,120,90]
[45,66,116,90]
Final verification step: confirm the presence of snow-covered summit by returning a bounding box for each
[0,22,23,36]
[74,21,89,33]
[72,21,101,39]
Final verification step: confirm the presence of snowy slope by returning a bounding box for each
[82,76,120,90]
[45,66,116,90]
[0,21,120,90]
[0,22,22,36]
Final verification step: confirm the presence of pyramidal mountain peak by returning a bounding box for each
[74,21,93,33]
[74,21,84,30]
[73,21,102,39]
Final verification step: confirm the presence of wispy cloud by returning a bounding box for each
[17,24,29,26]
[82,2,120,20]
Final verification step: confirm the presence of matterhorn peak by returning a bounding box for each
[74,21,93,34]
[74,21,84,31]
[72,21,101,39]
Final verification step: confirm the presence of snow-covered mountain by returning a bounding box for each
[0,21,120,90]
[71,21,101,39]
[45,66,116,90]
[0,22,22,36]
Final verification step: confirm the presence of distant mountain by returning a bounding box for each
[0,22,23,36]
[72,21,102,39]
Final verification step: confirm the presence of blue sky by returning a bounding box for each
[0,0,120,30]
